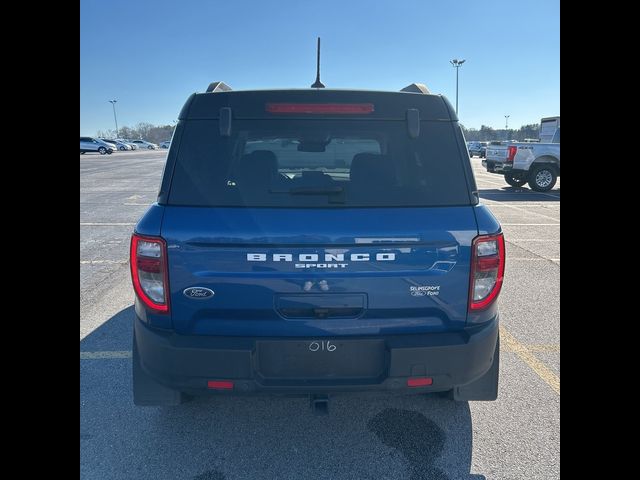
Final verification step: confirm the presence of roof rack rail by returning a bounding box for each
[205,81,232,93]
[400,83,430,94]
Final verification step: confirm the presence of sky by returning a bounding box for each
[80,0,559,136]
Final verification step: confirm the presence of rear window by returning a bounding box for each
[167,119,471,207]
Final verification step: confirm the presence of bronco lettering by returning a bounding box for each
[247,252,396,262]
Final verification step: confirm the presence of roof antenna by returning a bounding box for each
[311,37,325,88]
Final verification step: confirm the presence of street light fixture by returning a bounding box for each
[505,115,510,129]
[450,59,466,116]
[108,99,119,138]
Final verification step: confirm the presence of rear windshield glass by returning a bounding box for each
[167,119,470,207]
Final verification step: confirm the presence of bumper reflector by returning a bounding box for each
[407,377,433,387]
[207,380,234,390]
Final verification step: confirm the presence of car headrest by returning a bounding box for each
[233,150,280,193]
[350,153,394,187]
[237,150,278,178]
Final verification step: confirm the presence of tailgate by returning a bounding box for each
[162,206,478,336]
[485,145,508,162]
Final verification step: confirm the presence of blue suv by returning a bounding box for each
[130,82,504,408]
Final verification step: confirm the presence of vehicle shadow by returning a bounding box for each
[478,187,560,203]
[81,306,486,480]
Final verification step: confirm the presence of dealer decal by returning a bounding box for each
[410,285,440,297]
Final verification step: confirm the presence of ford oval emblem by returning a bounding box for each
[183,287,215,299]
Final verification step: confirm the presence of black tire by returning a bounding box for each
[148,145,153,150]
[528,164,557,192]
[132,333,187,406]
[98,146,107,155]
[504,172,527,187]
[119,146,126,151]
[106,150,112,155]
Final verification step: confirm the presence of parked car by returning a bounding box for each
[100,138,131,151]
[101,139,118,151]
[130,80,504,408]
[479,142,488,157]
[467,141,488,158]
[131,140,158,150]
[159,141,171,149]
[467,142,481,157]
[116,139,138,150]
[80,137,114,155]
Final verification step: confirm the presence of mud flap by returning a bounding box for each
[132,332,186,406]
[453,335,499,401]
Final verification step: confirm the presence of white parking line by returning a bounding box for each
[495,203,560,223]
[80,223,136,226]
[80,260,128,265]
[480,191,559,196]
[509,257,560,262]
[484,204,560,208]
[476,179,509,187]
[501,223,560,226]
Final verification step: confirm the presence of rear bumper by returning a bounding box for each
[135,317,499,395]
[483,159,512,173]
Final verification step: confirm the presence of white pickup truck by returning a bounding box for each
[482,117,560,191]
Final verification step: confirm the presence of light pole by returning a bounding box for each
[108,99,119,138]
[505,115,510,140]
[450,59,466,115]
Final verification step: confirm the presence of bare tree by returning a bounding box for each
[95,129,117,139]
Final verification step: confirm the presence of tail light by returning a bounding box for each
[469,233,505,310]
[130,234,170,313]
[506,146,518,163]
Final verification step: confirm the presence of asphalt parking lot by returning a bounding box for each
[80,150,559,480]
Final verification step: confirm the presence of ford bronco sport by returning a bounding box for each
[130,81,504,409]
